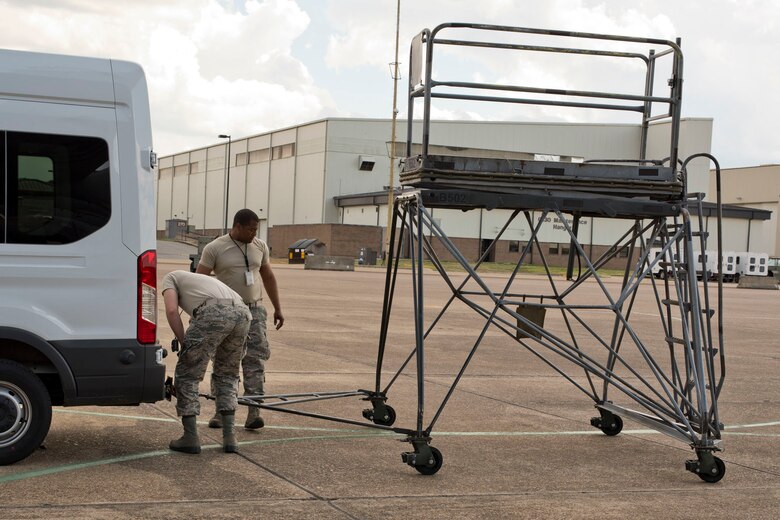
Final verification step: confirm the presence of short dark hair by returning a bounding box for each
[233,209,260,226]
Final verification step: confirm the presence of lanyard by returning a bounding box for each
[230,237,250,271]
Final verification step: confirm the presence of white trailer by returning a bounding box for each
[701,250,737,282]
[736,252,769,280]
[695,251,712,281]
[719,251,738,282]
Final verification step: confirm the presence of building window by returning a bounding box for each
[548,243,559,255]
[561,245,570,255]
[618,247,630,258]
[509,240,520,253]
[236,152,248,166]
[249,148,270,163]
[272,143,296,160]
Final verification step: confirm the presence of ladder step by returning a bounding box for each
[662,299,715,317]
[666,336,687,345]
[691,231,709,238]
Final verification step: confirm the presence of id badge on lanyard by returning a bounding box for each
[232,237,254,286]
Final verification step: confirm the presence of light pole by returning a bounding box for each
[219,134,232,234]
[384,0,401,263]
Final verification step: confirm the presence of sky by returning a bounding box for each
[0,0,777,168]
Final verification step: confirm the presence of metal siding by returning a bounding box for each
[245,162,270,221]
[294,152,326,224]
[268,157,295,225]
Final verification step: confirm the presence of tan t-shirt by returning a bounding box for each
[199,233,270,304]
[161,270,243,316]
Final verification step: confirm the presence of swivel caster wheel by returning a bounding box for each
[599,414,623,436]
[696,456,726,483]
[414,446,443,475]
[362,404,396,426]
[590,410,623,436]
[402,446,443,475]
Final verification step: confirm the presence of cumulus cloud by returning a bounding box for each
[0,0,337,155]
[323,0,780,166]
[1,0,777,166]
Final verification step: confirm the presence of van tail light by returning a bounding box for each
[137,249,157,344]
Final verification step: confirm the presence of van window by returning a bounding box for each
[2,131,110,244]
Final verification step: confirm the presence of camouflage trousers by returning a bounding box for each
[175,300,251,417]
[211,304,270,398]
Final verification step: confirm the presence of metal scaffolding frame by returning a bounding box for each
[199,23,726,481]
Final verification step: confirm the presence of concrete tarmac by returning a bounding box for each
[1,249,779,519]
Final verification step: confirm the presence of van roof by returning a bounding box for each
[0,48,143,107]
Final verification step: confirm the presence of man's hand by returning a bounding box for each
[273,309,285,330]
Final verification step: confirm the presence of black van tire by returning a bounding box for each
[0,360,52,465]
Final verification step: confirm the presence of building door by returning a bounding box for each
[480,239,496,262]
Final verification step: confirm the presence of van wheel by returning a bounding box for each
[0,360,52,465]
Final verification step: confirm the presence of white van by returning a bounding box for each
[0,49,165,465]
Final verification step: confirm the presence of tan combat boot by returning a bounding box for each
[245,406,264,429]
[222,410,238,453]
[207,411,222,429]
[169,415,201,454]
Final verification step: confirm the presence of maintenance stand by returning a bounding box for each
[203,23,727,482]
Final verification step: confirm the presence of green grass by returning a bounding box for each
[276,254,627,278]
[368,259,627,277]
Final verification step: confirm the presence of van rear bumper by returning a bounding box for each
[51,339,167,406]
[141,346,167,403]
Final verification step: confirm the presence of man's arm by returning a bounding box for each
[259,263,284,329]
[163,289,186,344]
[196,240,217,275]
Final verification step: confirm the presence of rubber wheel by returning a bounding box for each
[414,446,443,475]
[0,360,52,465]
[697,456,726,483]
[600,415,623,436]
[373,405,396,426]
